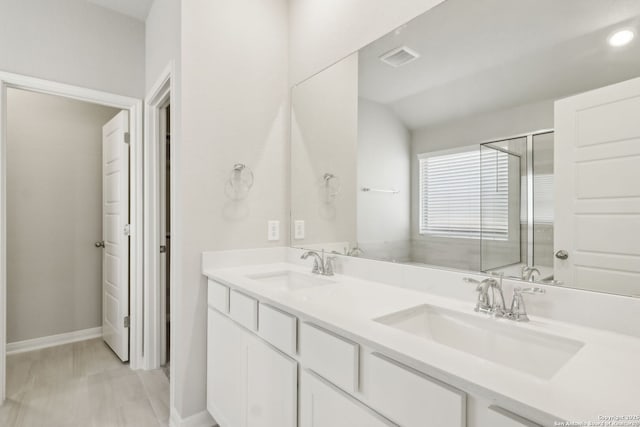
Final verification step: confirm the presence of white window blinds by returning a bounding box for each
[419,148,510,239]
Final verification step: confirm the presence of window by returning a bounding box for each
[418,147,509,239]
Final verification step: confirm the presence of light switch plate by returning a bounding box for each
[267,220,280,241]
[294,220,305,240]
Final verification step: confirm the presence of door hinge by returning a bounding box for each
[124,316,130,328]
[124,224,131,236]
[124,132,130,144]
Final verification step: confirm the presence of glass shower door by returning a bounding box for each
[532,132,554,271]
[480,137,527,275]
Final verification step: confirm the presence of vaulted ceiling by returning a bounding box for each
[86,0,154,21]
[358,0,640,130]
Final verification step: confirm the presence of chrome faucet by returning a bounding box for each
[464,277,545,322]
[521,266,541,282]
[301,250,335,276]
[345,246,364,257]
[508,287,545,322]
[464,276,506,317]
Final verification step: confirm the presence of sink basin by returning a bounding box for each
[374,304,583,379]
[246,270,336,292]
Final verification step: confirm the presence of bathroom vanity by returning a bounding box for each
[204,1,640,425]
[202,248,640,427]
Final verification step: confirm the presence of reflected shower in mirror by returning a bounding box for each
[290,0,640,296]
[479,132,554,283]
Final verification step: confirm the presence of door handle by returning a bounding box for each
[160,245,167,253]
[555,250,569,260]
[95,241,105,248]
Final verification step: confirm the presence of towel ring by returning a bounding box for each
[323,173,341,200]
[225,163,254,200]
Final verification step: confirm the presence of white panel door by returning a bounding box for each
[102,110,130,361]
[555,77,640,296]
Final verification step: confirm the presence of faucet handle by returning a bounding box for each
[464,277,497,292]
[465,278,494,312]
[463,277,481,287]
[311,258,322,274]
[464,277,485,292]
[515,287,545,295]
[324,256,336,276]
[509,287,544,322]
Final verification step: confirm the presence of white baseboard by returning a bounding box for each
[6,326,103,355]
[170,408,216,427]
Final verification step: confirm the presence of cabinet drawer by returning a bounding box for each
[207,280,229,313]
[300,369,396,427]
[363,352,466,427]
[300,322,359,393]
[258,303,297,355]
[229,289,258,331]
[487,406,542,427]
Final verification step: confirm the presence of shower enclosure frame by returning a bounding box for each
[479,128,554,272]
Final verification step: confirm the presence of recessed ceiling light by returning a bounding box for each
[608,29,635,47]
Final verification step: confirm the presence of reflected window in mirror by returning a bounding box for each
[418,148,498,240]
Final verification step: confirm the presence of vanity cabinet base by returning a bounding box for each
[207,305,297,427]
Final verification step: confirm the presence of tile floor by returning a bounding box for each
[0,338,170,427]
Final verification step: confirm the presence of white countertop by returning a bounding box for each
[203,261,640,424]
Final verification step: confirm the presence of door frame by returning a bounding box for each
[143,62,175,370]
[0,70,144,402]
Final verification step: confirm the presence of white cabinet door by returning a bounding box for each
[300,369,395,427]
[207,308,246,427]
[246,335,297,427]
[555,76,640,296]
[208,306,299,427]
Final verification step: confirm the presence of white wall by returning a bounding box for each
[291,54,359,249]
[145,0,182,418]
[176,0,289,418]
[289,0,445,85]
[0,0,145,97]
[411,99,554,155]
[145,0,180,93]
[410,99,554,270]
[6,88,119,343]
[357,98,411,260]
[171,0,455,418]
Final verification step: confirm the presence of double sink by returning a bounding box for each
[245,269,584,380]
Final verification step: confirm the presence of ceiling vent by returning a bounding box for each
[379,46,420,67]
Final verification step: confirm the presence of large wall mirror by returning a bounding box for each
[290,0,640,297]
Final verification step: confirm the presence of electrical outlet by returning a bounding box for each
[267,220,280,241]
[294,220,305,240]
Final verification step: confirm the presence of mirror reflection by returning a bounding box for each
[291,0,640,296]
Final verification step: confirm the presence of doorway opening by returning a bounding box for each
[5,87,128,366]
[159,102,171,375]
[143,64,174,374]
[0,71,144,402]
